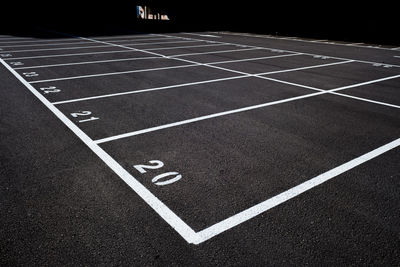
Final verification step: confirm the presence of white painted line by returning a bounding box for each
[257,60,355,75]
[182,33,221,38]
[0,43,113,53]
[391,47,400,51]
[0,34,167,45]
[6,49,142,60]
[209,53,302,64]
[330,92,400,109]
[0,58,199,244]
[52,75,250,105]
[14,56,162,69]
[169,47,262,57]
[0,37,176,48]
[125,39,201,47]
[310,39,328,43]
[94,73,400,144]
[0,40,199,54]
[394,56,400,58]
[217,31,400,56]
[29,64,199,84]
[0,40,92,48]
[329,74,400,93]
[144,43,227,51]
[0,37,36,41]
[193,137,400,244]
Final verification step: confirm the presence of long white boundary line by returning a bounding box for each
[0,58,199,244]
[51,75,251,105]
[0,37,178,48]
[29,64,198,84]
[0,40,200,54]
[0,35,174,45]
[14,56,162,70]
[194,137,400,244]
[3,49,143,60]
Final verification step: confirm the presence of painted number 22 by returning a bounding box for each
[133,160,182,186]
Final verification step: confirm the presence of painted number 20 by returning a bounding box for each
[133,160,182,186]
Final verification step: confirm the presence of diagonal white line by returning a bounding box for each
[14,56,162,69]
[193,137,400,244]
[51,75,250,105]
[28,64,198,84]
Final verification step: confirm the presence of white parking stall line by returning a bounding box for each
[0,40,200,54]
[4,49,145,60]
[0,40,91,48]
[220,32,397,52]
[256,60,355,75]
[144,43,228,51]
[208,53,302,64]
[52,75,251,105]
[28,64,199,84]
[193,137,400,244]
[169,47,263,57]
[182,33,221,38]
[13,56,162,69]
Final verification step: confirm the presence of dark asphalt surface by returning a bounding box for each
[1,30,399,266]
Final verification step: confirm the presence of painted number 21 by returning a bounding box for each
[133,160,182,186]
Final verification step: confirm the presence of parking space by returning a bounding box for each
[1,29,399,255]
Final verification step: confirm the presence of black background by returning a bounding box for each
[1,1,398,45]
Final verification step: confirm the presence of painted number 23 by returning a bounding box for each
[133,160,182,186]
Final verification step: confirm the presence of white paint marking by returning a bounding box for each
[144,43,227,51]
[14,56,162,69]
[330,92,400,109]
[182,33,221,38]
[0,37,176,48]
[5,49,141,60]
[209,53,302,64]
[169,47,262,57]
[193,137,400,244]
[216,31,400,55]
[0,58,199,244]
[29,64,198,84]
[52,75,250,105]
[0,40,199,54]
[257,60,355,75]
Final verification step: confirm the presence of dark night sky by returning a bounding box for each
[1,1,398,44]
